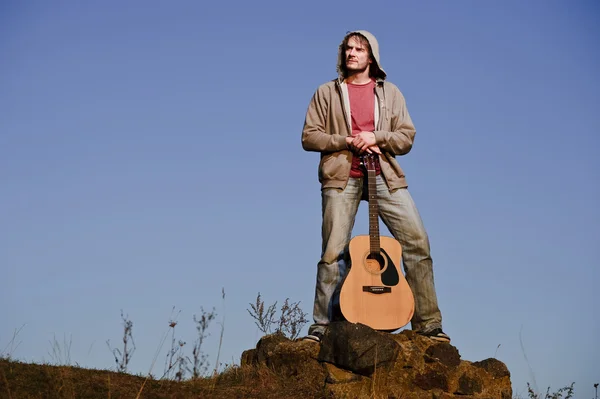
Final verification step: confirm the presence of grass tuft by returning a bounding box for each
[247,292,309,340]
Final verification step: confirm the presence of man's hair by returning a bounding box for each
[340,33,383,79]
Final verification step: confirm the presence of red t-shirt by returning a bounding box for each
[347,79,381,178]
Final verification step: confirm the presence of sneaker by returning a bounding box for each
[418,328,451,343]
[302,331,324,343]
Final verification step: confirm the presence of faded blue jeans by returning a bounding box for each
[309,176,443,335]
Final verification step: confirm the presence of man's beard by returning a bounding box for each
[346,60,369,74]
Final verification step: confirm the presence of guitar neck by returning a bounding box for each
[366,163,380,256]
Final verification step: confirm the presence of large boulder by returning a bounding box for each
[241,322,512,399]
[318,321,400,376]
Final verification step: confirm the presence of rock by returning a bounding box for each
[255,332,288,364]
[240,348,257,366]
[266,339,323,378]
[394,339,425,369]
[473,358,511,378]
[456,372,483,395]
[414,365,449,391]
[424,343,461,368]
[317,321,400,376]
[240,322,512,399]
[323,363,363,384]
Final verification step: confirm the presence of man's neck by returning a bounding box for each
[345,70,372,85]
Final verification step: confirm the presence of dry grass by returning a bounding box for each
[0,358,327,399]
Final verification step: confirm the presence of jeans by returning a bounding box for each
[309,175,443,335]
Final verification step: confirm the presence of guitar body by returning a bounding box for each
[338,154,415,332]
[340,235,414,331]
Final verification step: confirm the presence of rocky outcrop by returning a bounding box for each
[241,321,511,399]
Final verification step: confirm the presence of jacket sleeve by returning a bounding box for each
[373,86,416,156]
[301,87,348,153]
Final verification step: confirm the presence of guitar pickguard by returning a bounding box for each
[380,248,400,286]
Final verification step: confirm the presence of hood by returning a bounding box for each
[337,30,387,81]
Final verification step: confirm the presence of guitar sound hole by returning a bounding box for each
[365,253,386,274]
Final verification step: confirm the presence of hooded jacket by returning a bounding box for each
[301,30,416,191]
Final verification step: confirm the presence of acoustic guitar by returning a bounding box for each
[339,154,415,331]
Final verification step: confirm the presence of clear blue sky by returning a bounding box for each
[1,0,598,396]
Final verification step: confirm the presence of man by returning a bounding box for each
[301,30,450,343]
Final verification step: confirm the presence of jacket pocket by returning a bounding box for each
[319,152,350,182]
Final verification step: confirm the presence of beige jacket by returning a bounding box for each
[301,30,417,191]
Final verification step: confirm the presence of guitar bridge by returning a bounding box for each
[362,286,391,294]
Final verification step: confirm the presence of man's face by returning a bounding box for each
[345,36,372,74]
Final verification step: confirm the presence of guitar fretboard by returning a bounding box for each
[367,163,380,256]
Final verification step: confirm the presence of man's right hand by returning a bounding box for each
[367,145,382,155]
